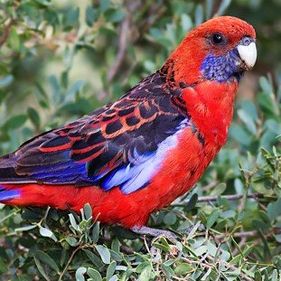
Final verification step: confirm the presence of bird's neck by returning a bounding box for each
[164,37,206,86]
[182,80,238,147]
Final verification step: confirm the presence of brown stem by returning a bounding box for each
[197,193,263,203]
[0,19,14,47]
[195,227,281,241]
[58,245,86,281]
[107,16,130,82]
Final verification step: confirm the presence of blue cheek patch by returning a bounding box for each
[201,49,242,82]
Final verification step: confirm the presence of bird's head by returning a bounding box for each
[167,16,257,85]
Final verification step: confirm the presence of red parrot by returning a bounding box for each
[0,16,256,238]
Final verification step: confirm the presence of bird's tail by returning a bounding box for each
[0,183,43,206]
[0,153,102,212]
[0,182,84,211]
[0,185,21,202]
[0,153,33,205]
[0,182,104,215]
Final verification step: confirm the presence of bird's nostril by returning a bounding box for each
[242,37,252,46]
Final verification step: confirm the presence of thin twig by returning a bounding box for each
[195,228,281,240]
[107,15,130,82]
[0,19,14,47]
[197,193,263,203]
[231,227,281,238]
[173,193,265,208]
[58,245,86,281]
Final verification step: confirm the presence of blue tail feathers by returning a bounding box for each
[0,185,20,201]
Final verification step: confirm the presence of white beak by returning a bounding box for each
[237,42,257,69]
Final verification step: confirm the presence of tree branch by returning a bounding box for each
[197,193,264,203]
[107,0,142,82]
[107,15,130,82]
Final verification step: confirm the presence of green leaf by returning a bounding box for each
[153,237,171,252]
[83,249,103,268]
[69,213,79,231]
[8,27,20,52]
[83,203,92,220]
[206,0,214,18]
[100,0,110,12]
[75,266,86,281]
[162,261,175,279]
[87,268,102,281]
[206,209,220,229]
[163,212,177,225]
[64,7,80,28]
[34,256,51,281]
[0,257,8,274]
[33,0,51,6]
[39,225,52,238]
[65,236,78,246]
[106,261,116,281]
[207,241,217,257]
[267,198,281,221]
[216,0,231,15]
[181,13,192,32]
[187,221,201,239]
[174,262,193,276]
[65,80,86,103]
[210,183,226,196]
[106,9,125,23]
[86,6,97,26]
[229,124,252,146]
[259,76,273,94]
[194,4,203,26]
[185,193,198,212]
[39,226,57,241]
[0,75,14,88]
[91,222,100,243]
[27,107,40,129]
[194,245,208,257]
[234,178,244,194]
[139,265,155,281]
[237,108,256,135]
[108,276,118,281]
[109,249,123,262]
[15,225,37,232]
[111,239,121,253]
[3,115,27,130]
[34,250,60,273]
[48,75,61,104]
[95,245,111,264]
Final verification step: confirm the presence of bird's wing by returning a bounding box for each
[0,72,190,194]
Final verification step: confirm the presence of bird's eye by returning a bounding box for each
[211,33,226,45]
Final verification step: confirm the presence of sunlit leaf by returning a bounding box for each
[95,245,111,264]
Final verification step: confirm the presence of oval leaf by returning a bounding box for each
[95,245,111,264]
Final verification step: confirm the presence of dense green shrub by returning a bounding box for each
[0,0,280,280]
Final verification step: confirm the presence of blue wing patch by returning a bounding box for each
[99,118,189,194]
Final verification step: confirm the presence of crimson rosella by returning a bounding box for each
[0,16,256,238]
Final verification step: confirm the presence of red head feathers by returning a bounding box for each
[0,16,257,237]
[168,16,256,85]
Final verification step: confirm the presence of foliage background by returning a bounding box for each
[0,0,280,280]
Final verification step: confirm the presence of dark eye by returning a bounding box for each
[211,33,226,45]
